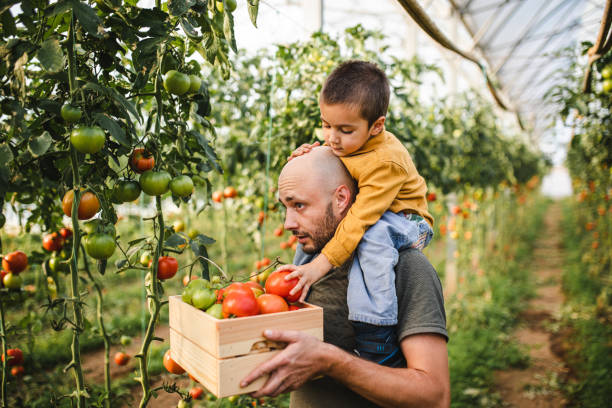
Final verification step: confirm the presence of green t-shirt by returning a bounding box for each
[290,248,448,408]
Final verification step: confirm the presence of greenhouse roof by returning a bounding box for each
[447,0,604,133]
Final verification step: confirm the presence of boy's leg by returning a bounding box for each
[347,211,421,367]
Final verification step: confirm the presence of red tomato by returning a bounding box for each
[287,235,298,245]
[280,242,289,250]
[130,148,155,173]
[257,294,289,314]
[426,192,437,202]
[257,211,265,225]
[2,251,28,274]
[265,270,302,302]
[189,387,204,399]
[215,288,225,303]
[223,186,237,198]
[59,227,73,240]
[212,191,223,203]
[222,290,259,318]
[260,257,271,267]
[10,366,24,377]
[114,352,130,366]
[224,282,253,298]
[2,348,23,366]
[254,260,262,270]
[43,232,64,252]
[273,227,283,237]
[157,257,178,280]
[163,349,185,374]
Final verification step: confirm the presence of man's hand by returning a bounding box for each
[240,329,331,397]
[287,141,321,161]
[277,255,333,302]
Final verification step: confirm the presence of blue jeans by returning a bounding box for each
[347,211,433,325]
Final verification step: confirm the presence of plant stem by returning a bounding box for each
[0,297,7,408]
[137,196,164,408]
[67,12,87,408]
[81,245,111,408]
[222,199,229,275]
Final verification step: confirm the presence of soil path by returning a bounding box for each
[81,325,192,407]
[493,202,567,407]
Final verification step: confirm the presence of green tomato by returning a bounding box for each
[602,65,612,79]
[140,251,152,267]
[60,104,82,123]
[49,253,69,274]
[210,275,222,285]
[205,303,224,319]
[120,335,132,346]
[181,290,193,304]
[83,219,116,237]
[70,126,105,154]
[113,180,141,203]
[163,70,191,96]
[177,400,190,408]
[85,233,116,260]
[187,229,199,239]
[192,288,216,310]
[139,171,171,196]
[188,75,202,93]
[192,175,206,186]
[603,79,612,94]
[3,273,22,290]
[169,175,194,197]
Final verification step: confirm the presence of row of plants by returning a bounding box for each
[546,46,612,407]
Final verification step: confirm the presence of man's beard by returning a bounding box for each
[302,203,338,254]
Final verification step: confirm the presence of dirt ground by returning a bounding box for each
[493,203,568,407]
[81,325,192,407]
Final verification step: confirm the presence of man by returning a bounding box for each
[241,147,450,407]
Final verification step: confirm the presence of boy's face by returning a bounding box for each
[320,102,384,157]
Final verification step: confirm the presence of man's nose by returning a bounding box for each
[284,210,298,231]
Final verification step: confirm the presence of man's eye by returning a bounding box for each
[295,203,304,209]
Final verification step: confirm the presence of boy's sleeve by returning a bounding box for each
[321,161,407,267]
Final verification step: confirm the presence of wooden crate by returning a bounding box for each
[168,295,323,397]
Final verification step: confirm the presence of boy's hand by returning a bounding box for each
[287,141,320,161]
[277,254,333,302]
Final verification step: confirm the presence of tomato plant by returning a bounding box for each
[1,348,23,366]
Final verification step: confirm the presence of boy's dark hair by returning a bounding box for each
[320,60,390,127]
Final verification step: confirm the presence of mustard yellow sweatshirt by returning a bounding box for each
[321,130,433,267]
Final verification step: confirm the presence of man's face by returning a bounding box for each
[278,172,340,254]
[320,102,372,157]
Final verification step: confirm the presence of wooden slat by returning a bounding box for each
[170,328,280,398]
[169,295,324,358]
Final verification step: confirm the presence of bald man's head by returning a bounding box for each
[279,146,356,199]
[278,146,356,253]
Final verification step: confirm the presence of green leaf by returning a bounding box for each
[247,0,259,27]
[165,233,187,248]
[189,241,209,280]
[168,0,194,17]
[37,38,64,73]
[1,9,16,37]
[94,113,130,147]
[0,144,14,164]
[223,9,236,53]
[71,0,102,37]
[28,131,53,156]
[180,17,202,42]
[192,233,216,245]
[46,0,72,18]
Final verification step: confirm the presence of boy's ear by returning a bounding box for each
[369,116,386,136]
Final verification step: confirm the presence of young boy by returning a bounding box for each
[285,60,434,367]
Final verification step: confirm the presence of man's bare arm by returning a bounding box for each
[241,330,450,408]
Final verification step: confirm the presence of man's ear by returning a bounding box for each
[369,116,385,136]
[334,184,352,214]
